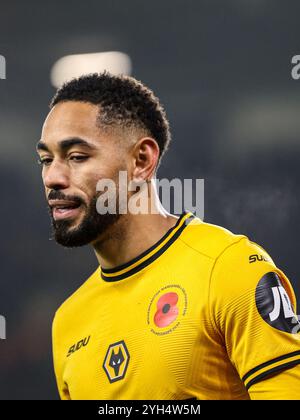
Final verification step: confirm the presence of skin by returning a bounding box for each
[37,101,178,269]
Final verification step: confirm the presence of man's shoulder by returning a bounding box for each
[180,216,248,261]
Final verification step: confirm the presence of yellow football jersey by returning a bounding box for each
[52,211,300,400]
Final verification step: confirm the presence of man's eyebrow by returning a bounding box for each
[36,141,49,152]
[36,137,98,153]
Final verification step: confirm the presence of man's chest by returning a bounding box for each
[61,268,220,399]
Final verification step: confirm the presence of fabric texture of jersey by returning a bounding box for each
[52,211,300,400]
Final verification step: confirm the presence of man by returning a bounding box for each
[37,72,300,400]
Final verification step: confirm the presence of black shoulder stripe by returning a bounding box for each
[242,350,300,383]
[245,359,300,390]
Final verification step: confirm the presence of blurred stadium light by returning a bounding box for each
[50,51,132,88]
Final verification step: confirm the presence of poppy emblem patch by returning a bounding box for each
[147,285,188,335]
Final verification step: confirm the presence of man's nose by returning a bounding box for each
[43,160,70,190]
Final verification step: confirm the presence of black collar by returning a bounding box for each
[101,211,194,282]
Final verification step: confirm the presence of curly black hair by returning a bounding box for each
[50,72,171,165]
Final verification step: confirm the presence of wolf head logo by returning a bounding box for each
[108,347,125,376]
[103,340,130,383]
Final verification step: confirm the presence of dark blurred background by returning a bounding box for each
[0,0,299,399]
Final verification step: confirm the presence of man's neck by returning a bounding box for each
[93,209,178,270]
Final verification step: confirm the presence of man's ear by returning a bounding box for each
[131,137,160,181]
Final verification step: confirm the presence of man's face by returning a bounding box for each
[37,101,128,247]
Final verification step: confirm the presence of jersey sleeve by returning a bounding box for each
[209,236,300,393]
[249,364,300,399]
[52,313,70,400]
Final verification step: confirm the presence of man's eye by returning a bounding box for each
[69,155,88,162]
[38,157,52,166]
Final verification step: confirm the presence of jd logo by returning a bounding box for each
[103,340,130,383]
[255,272,300,333]
[269,286,295,322]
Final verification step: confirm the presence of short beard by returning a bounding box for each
[49,196,120,248]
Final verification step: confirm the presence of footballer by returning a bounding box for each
[36,72,300,400]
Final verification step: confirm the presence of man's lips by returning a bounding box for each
[48,200,82,221]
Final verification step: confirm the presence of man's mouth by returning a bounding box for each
[48,200,82,221]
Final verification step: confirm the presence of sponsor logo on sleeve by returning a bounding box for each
[255,272,300,334]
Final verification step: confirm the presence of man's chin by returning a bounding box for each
[51,218,90,248]
[50,207,121,248]
[53,217,82,231]
[53,228,92,248]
